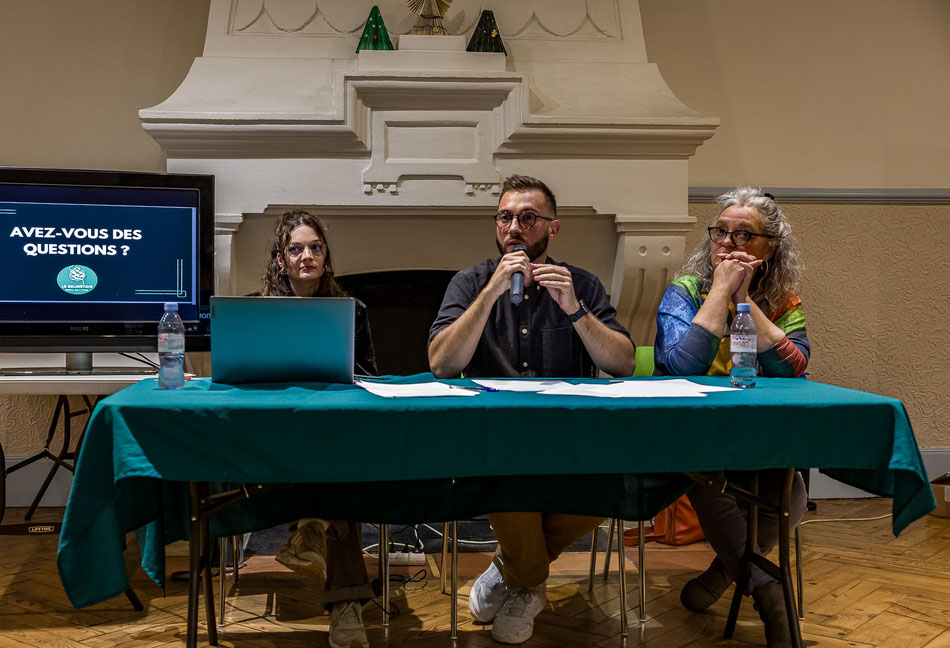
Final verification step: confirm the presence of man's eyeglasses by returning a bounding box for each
[707,227,773,246]
[284,241,325,258]
[494,210,554,231]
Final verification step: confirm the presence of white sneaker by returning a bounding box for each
[469,561,510,623]
[329,600,369,648]
[490,583,547,645]
[275,519,328,585]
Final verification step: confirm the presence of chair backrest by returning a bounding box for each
[633,345,655,377]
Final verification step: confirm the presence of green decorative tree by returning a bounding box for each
[356,6,395,52]
[466,10,506,54]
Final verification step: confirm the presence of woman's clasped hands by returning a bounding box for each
[712,251,763,304]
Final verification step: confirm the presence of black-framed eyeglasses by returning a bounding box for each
[284,241,325,258]
[494,210,554,231]
[707,227,773,246]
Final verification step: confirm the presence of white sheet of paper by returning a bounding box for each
[356,380,479,398]
[472,379,566,393]
[538,378,738,398]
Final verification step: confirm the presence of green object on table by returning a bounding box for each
[57,374,934,609]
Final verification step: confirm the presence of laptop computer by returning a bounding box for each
[210,295,355,384]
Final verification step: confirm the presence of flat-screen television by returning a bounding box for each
[0,167,214,374]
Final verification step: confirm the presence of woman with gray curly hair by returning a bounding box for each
[653,187,809,648]
[655,186,808,377]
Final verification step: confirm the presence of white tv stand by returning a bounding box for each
[0,353,154,528]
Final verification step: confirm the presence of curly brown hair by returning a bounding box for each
[259,210,348,297]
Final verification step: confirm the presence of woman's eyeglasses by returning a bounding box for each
[285,242,325,258]
[707,227,773,246]
[494,210,554,231]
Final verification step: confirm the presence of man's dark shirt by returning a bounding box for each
[428,257,631,378]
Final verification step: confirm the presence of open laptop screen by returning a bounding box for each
[210,296,355,384]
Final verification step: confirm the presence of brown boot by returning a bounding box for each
[680,556,731,611]
[751,582,793,648]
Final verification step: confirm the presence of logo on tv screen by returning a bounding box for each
[57,264,98,295]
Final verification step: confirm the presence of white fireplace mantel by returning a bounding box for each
[140,0,718,345]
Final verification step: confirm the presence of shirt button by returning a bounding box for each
[521,328,528,335]
[522,362,528,368]
[524,293,529,300]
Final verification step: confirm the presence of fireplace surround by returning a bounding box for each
[140,0,717,345]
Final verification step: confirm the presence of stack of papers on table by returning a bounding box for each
[356,378,737,399]
[474,378,736,398]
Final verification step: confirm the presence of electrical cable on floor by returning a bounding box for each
[800,513,892,525]
[367,596,401,619]
[361,541,420,555]
[388,568,429,586]
[419,523,499,545]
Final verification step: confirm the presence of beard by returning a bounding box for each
[495,234,549,261]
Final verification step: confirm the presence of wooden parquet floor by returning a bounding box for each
[1,499,949,647]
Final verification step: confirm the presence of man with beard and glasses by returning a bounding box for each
[427,174,635,645]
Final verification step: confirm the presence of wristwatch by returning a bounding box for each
[568,299,590,323]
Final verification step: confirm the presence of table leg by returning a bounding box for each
[186,482,219,647]
[721,470,803,648]
[187,483,201,648]
[796,526,804,619]
[450,520,458,640]
[200,491,218,645]
[778,469,803,648]
[218,538,227,627]
[638,520,646,623]
[380,523,390,627]
[725,472,759,639]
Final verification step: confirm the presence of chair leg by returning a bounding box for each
[601,518,615,580]
[616,518,628,638]
[232,535,240,584]
[795,526,804,620]
[588,525,599,592]
[380,524,390,627]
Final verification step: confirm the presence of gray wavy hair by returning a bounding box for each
[680,187,803,316]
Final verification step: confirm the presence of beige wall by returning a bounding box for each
[687,202,950,447]
[639,0,950,188]
[0,1,210,454]
[3,1,948,187]
[2,1,949,451]
[0,0,209,172]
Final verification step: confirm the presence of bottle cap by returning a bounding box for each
[736,302,751,312]
[164,302,178,312]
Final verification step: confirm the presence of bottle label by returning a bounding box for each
[730,334,756,353]
[158,333,185,354]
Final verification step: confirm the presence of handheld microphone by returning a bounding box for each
[510,243,526,304]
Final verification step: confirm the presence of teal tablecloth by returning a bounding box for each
[57,374,934,609]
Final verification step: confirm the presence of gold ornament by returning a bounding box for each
[406,0,452,36]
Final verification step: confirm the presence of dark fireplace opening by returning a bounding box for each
[338,270,456,376]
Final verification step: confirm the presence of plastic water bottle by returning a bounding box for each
[158,302,185,389]
[730,302,757,388]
